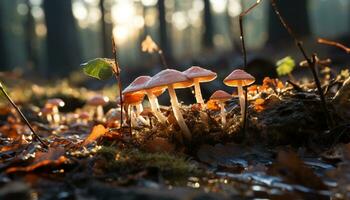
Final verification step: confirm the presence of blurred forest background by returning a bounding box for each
[0,0,349,82]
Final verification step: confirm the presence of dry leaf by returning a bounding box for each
[6,147,67,173]
[268,150,327,190]
[206,100,220,111]
[83,124,107,146]
[141,35,159,53]
[254,98,265,112]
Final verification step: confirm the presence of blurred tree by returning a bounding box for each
[267,0,310,44]
[0,1,7,70]
[157,0,172,62]
[99,0,112,57]
[202,0,214,48]
[43,0,81,77]
[24,0,38,70]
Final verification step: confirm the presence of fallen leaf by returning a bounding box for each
[268,150,327,190]
[6,147,67,173]
[83,124,107,146]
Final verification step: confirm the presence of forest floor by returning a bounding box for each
[1,69,350,200]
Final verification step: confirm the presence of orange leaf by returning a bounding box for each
[83,124,107,146]
[207,100,220,111]
[254,98,265,112]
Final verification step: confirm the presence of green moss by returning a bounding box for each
[97,146,200,178]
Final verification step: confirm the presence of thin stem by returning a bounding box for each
[270,0,333,129]
[239,0,262,135]
[0,84,48,148]
[239,0,262,68]
[158,49,168,69]
[318,38,350,54]
[311,54,334,128]
[112,37,124,127]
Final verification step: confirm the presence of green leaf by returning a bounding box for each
[276,56,295,76]
[81,58,114,80]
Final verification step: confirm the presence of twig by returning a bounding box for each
[0,83,48,148]
[270,0,334,129]
[318,38,350,54]
[111,37,124,128]
[239,0,262,135]
[158,49,168,69]
[287,80,303,92]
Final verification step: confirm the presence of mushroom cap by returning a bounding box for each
[123,76,166,97]
[40,107,53,115]
[209,90,232,102]
[117,93,145,105]
[183,66,217,82]
[145,69,193,91]
[88,95,109,106]
[123,76,151,95]
[106,108,124,121]
[46,98,65,107]
[224,69,255,87]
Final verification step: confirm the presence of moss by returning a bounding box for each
[97,146,200,178]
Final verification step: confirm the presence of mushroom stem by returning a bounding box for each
[167,85,191,140]
[193,79,204,104]
[135,103,149,125]
[52,106,60,125]
[146,91,167,124]
[96,105,104,121]
[130,106,138,127]
[219,102,226,126]
[237,83,245,117]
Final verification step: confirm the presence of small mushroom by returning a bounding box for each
[106,108,124,128]
[123,93,149,126]
[183,66,217,105]
[123,76,167,124]
[209,90,232,126]
[145,69,193,140]
[224,69,255,117]
[39,107,53,124]
[45,98,65,125]
[87,95,109,121]
[78,112,90,124]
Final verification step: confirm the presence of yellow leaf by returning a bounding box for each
[83,124,107,146]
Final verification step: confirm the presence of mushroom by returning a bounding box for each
[45,98,65,125]
[145,69,193,139]
[106,108,124,128]
[123,93,149,126]
[183,66,217,105]
[209,90,232,126]
[224,69,255,117]
[123,76,167,124]
[78,112,90,124]
[39,107,53,124]
[87,95,109,121]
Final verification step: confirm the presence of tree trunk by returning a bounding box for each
[0,1,7,70]
[157,0,172,62]
[267,0,310,44]
[43,0,81,77]
[202,0,214,48]
[99,0,112,57]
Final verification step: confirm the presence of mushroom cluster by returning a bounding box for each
[120,66,255,139]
